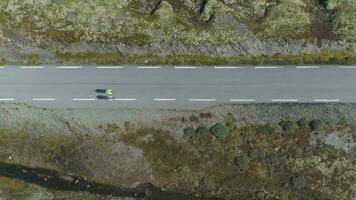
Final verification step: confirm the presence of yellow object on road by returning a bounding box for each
[105,89,113,95]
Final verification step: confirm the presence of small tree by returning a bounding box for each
[184,127,195,137]
[210,123,230,139]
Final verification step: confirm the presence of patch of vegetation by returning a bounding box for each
[199,112,213,119]
[297,118,309,129]
[54,49,356,65]
[309,119,324,131]
[105,123,120,133]
[0,110,353,200]
[26,54,41,65]
[256,124,277,135]
[184,127,195,137]
[121,128,197,186]
[0,57,8,65]
[119,34,151,46]
[195,126,210,136]
[279,119,298,133]
[210,122,230,139]
[234,153,250,171]
[188,115,199,123]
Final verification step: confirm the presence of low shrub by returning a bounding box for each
[105,123,119,133]
[309,120,323,131]
[199,112,213,119]
[210,123,230,139]
[184,127,195,137]
[189,115,199,123]
[235,153,250,171]
[195,126,210,136]
[279,120,298,132]
[297,118,308,129]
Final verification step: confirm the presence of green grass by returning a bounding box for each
[55,49,356,65]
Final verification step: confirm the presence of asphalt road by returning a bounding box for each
[0,65,355,110]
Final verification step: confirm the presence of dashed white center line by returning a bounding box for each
[314,99,340,102]
[0,98,15,101]
[57,66,83,69]
[32,98,56,101]
[174,66,202,69]
[272,99,299,102]
[255,66,284,69]
[97,66,124,69]
[189,99,216,102]
[137,66,161,69]
[73,98,96,101]
[214,66,245,69]
[296,66,320,69]
[21,66,45,69]
[230,99,256,102]
[154,98,177,101]
[114,98,137,101]
[338,66,356,69]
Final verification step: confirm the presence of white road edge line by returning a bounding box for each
[0,98,15,101]
[73,98,96,101]
[114,98,137,101]
[296,66,320,69]
[189,99,216,102]
[97,66,124,69]
[21,66,45,69]
[175,66,202,69]
[0,66,5,69]
[230,99,256,102]
[314,99,340,102]
[32,98,56,101]
[214,66,245,69]
[57,66,83,69]
[272,99,299,102]
[137,66,161,69]
[154,98,177,101]
[255,66,284,69]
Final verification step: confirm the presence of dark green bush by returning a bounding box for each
[196,126,210,136]
[290,174,306,189]
[279,120,298,132]
[210,123,230,139]
[184,127,195,137]
[297,118,308,129]
[309,120,323,131]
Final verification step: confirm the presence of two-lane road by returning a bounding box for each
[0,65,355,110]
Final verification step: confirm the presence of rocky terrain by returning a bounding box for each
[1,0,356,65]
[0,103,355,199]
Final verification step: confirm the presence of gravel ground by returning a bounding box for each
[1,103,356,136]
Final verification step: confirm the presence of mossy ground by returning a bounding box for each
[1,115,352,199]
[1,1,356,66]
